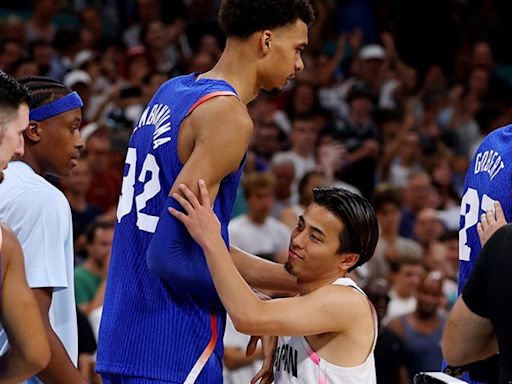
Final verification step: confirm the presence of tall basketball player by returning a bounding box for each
[97,1,315,383]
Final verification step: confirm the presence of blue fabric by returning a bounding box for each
[29,91,83,121]
[454,124,512,383]
[146,195,227,312]
[97,73,240,383]
[101,373,174,383]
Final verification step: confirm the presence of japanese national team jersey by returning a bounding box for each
[273,278,378,384]
[96,73,242,383]
[459,125,512,293]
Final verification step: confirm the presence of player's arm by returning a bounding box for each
[170,181,369,336]
[442,225,505,366]
[31,288,88,383]
[229,245,297,294]
[442,297,497,367]
[146,97,253,303]
[0,225,50,383]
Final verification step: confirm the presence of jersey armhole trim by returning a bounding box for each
[186,91,238,117]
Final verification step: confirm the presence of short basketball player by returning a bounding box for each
[97,1,315,383]
[171,182,379,383]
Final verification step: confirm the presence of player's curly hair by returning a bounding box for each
[219,0,315,39]
[313,187,379,272]
[18,76,71,109]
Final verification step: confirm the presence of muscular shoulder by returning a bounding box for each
[189,96,253,142]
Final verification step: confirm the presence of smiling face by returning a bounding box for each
[33,107,84,177]
[285,203,354,281]
[259,19,308,92]
[0,103,29,182]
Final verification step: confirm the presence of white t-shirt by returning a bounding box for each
[273,278,377,383]
[223,316,262,384]
[228,215,290,261]
[0,161,78,380]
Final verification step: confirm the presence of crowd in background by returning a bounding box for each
[1,0,512,382]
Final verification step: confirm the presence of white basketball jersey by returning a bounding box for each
[273,278,378,384]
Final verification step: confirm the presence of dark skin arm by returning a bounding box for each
[32,288,87,384]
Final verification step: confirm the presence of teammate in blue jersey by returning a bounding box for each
[456,124,512,381]
[97,1,315,383]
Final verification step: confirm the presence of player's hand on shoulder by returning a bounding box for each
[477,201,507,246]
[169,179,221,248]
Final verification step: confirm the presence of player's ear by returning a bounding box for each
[339,253,359,271]
[260,30,272,56]
[24,121,42,144]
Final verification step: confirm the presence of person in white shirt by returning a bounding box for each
[0,76,86,384]
[171,183,380,383]
[229,172,290,263]
[0,70,50,383]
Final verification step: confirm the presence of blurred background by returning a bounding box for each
[1,0,510,382]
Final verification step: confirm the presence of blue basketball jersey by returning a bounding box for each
[457,125,512,381]
[96,73,243,383]
[459,125,512,292]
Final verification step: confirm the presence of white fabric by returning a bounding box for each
[223,316,262,384]
[0,161,78,380]
[383,289,417,325]
[228,215,290,261]
[274,278,377,384]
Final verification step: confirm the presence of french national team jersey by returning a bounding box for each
[96,73,242,383]
[459,125,512,293]
[457,125,512,383]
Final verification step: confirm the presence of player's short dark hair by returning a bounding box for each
[218,0,315,39]
[18,76,72,109]
[313,187,379,272]
[0,70,30,134]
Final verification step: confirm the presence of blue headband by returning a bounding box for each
[29,91,83,121]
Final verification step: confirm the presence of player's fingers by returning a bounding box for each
[480,212,488,229]
[178,183,201,208]
[477,222,484,240]
[251,367,267,384]
[495,201,506,222]
[168,207,188,224]
[246,336,258,357]
[172,192,194,213]
[198,179,211,208]
[486,209,495,223]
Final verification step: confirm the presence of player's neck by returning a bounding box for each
[199,41,259,105]
[297,273,344,295]
[18,150,43,176]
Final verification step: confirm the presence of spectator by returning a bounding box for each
[84,127,122,213]
[367,186,423,281]
[367,278,409,384]
[384,255,425,324]
[389,271,447,380]
[60,157,104,260]
[229,172,290,263]
[400,171,433,239]
[74,221,114,316]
